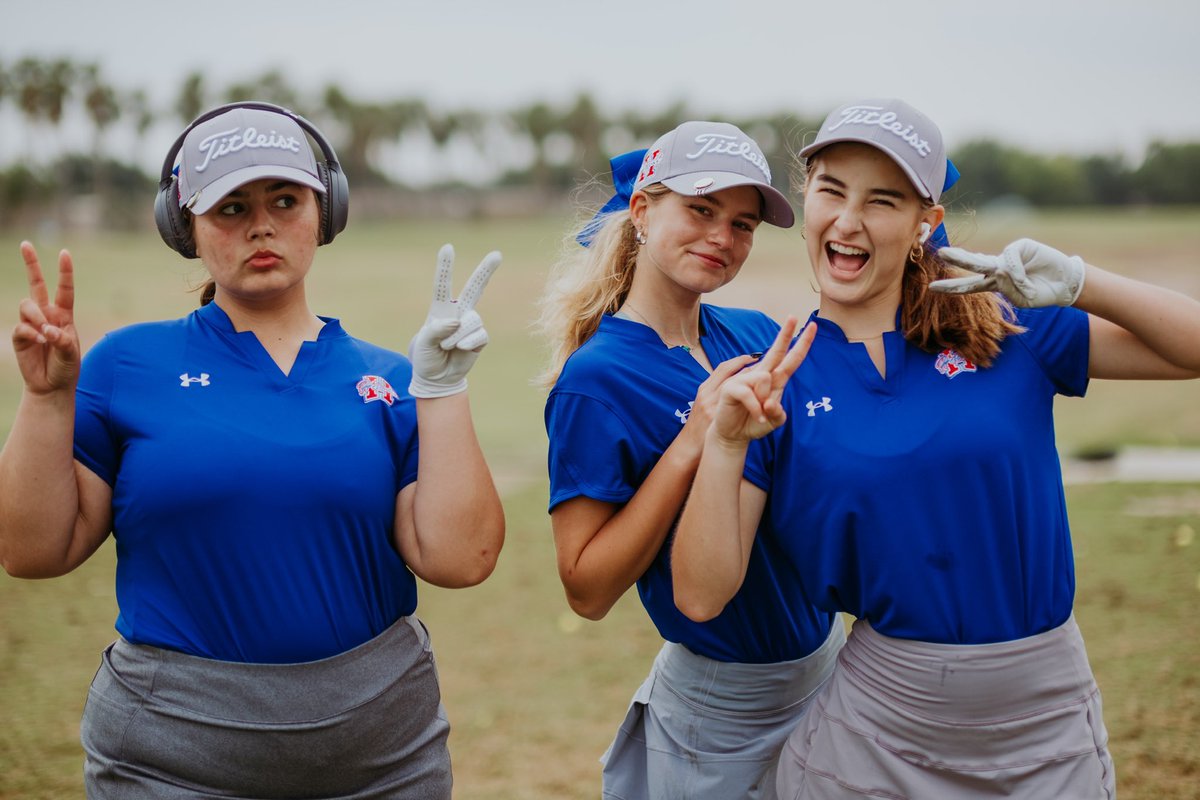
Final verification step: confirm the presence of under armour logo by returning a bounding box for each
[180,373,210,387]
[806,397,832,417]
[675,401,694,425]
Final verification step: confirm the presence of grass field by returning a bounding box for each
[1,208,1199,798]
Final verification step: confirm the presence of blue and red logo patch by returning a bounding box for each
[934,349,977,379]
[356,375,399,406]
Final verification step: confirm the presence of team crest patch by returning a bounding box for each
[357,375,399,406]
[637,148,663,184]
[934,349,977,379]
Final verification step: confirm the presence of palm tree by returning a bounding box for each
[176,71,206,124]
[512,100,558,191]
[126,88,156,169]
[224,69,300,111]
[561,92,606,181]
[80,63,120,197]
[13,57,46,160]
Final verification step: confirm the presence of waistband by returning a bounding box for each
[841,615,1098,721]
[104,615,428,723]
[655,621,845,714]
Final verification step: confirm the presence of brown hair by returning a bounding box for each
[900,245,1022,367]
[534,184,671,388]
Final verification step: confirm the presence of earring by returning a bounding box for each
[635,229,646,245]
[910,240,926,263]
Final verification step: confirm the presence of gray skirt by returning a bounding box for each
[80,616,451,799]
[602,622,846,800]
[775,616,1116,799]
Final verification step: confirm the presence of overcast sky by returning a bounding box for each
[5,0,1199,170]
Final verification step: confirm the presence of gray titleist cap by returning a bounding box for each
[176,107,326,215]
[799,99,947,202]
[633,120,795,227]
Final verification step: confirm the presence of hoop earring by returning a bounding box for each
[635,229,647,246]
[910,240,925,263]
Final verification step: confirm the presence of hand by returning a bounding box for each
[931,238,1086,308]
[677,353,757,455]
[711,318,816,445]
[12,242,81,395]
[408,244,501,398]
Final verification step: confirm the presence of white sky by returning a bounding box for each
[4,0,1199,175]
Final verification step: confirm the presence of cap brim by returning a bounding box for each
[186,166,327,215]
[798,138,934,201]
[660,172,795,228]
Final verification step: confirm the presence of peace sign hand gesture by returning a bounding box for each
[11,242,81,396]
[711,317,816,446]
[408,244,502,398]
[931,238,1086,308]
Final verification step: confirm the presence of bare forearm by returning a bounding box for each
[1078,265,1200,374]
[560,434,702,618]
[672,432,754,621]
[0,389,82,574]
[409,394,505,587]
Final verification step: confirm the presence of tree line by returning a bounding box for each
[1,57,1198,229]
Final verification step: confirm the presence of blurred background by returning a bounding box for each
[1,2,1198,799]
[2,0,1199,232]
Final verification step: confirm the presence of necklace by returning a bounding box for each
[619,302,697,352]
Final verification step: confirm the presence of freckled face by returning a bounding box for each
[802,143,941,315]
[630,185,763,296]
[191,178,321,306]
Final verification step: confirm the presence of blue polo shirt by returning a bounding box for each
[744,306,1090,644]
[546,305,836,663]
[74,301,421,663]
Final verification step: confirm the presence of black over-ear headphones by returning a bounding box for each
[154,101,350,259]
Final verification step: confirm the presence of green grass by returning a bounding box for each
[2,208,1199,798]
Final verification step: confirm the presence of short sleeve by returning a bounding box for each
[1012,306,1090,397]
[545,391,640,511]
[742,426,777,494]
[73,334,120,485]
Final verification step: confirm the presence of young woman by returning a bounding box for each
[672,98,1200,799]
[0,102,505,799]
[539,121,843,800]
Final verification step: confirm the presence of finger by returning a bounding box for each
[936,247,999,275]
[54,249,75,316]
[757,316,800,373]
[431,244,455,305]
[415,317,460,351]
[724,379,770,424]
[17,297,49,334]
[775,321,817,383]
[440,310,483,350]
[456,251,501,312]
[454,326,489,352]
[705,354,756,385]
[20,241,51,308]
[928,275,993,295]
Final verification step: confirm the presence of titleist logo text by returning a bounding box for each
[194,126,303,172]
[829,106,932,158]
[685,134,771,180]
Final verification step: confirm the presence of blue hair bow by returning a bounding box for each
[929,158,960,249]
[576,148,647,247]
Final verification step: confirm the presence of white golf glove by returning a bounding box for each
[931,238,1086,308]
[408,244,502,398]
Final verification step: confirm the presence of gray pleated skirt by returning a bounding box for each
[775,615,1116,799]
[80,616,451,799]
[601,622,846,800]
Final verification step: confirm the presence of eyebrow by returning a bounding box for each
[225,180,300,197]
[695,192,762,222]
[814,173,907,201]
